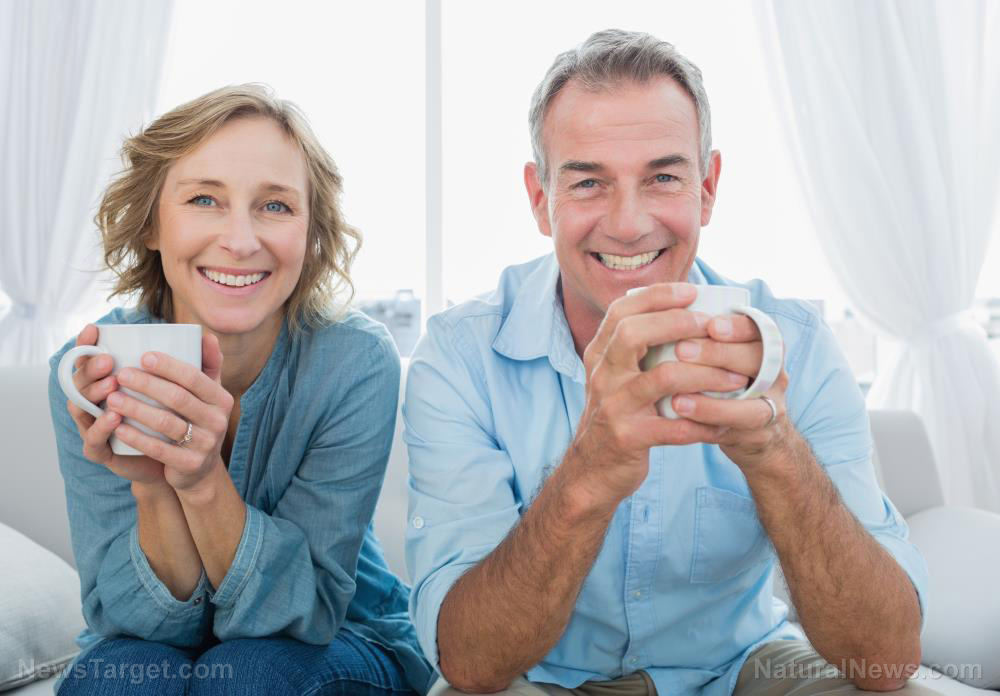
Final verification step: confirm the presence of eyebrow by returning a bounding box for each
[557,154,692,176]
[174,178,303,199]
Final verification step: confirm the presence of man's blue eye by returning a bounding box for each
[264,201,289,213]
[576,179,598,189]
[655,174,676,183]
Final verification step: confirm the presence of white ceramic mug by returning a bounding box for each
[57,324,202,456]
[627,285,784,419]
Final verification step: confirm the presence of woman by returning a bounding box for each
[47,85,432,695]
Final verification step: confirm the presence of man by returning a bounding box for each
[404,29,932,696]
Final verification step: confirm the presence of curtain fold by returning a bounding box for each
[754,0,1000,512]
[0,0,173,365]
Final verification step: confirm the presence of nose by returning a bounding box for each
[605,188,655,244]
[218,209,262,258]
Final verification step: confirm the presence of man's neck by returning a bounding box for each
[557,276,603,359]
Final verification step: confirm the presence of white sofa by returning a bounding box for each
[2,362,997,695]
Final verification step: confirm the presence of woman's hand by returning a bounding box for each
[65,324,167,486]
[106,331,235,495]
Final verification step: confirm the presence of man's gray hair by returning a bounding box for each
[529,29,712,186]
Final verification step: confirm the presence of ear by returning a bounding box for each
[144,228,159,251]
[700,150,722,227]
[523,162,552,238]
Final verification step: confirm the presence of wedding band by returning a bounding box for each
[175,421,194,446]
[759,396,778,428]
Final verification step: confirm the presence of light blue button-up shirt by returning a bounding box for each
[404,253,928,696]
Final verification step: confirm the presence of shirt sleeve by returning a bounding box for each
[47,354,213,647]
[784,306,930,630]
[402,315,522,669]
[210,332,401,645]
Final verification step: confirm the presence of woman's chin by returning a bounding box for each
[195,309,282,338]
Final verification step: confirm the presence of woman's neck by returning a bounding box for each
[212,314,283,399]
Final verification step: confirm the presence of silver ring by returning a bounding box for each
[759,396,778,428]
[174,421,194,446]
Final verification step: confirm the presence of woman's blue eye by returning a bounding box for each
[264,201,290,213]
[191,195,215,206]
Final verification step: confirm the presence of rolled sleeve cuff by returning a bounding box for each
[411,562,475,671]
[209,501,264,609]
[129,525,212,613]
[872,531,930,632]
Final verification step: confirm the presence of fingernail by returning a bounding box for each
[674,283,696,299]
[142,353,157,368]
[107,411,120,424]
[714,318,732,336]
[674,396,695,414]
[692,312,710,328]
[728,371,748,385]
[107,392,122,406]
[97,355,110,369]
[118,368,131,382]
[676,340,700,359]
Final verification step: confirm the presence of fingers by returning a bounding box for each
[115,367,219,425]
[74,323,98,350]
[638,414,730,447]
[585,283,699,370]
[80,408,121,464]
[601,309,711,372]
[137,350,232,410]
[114,421,194,467]
[106,389,204,444]
[671,386,787,430]
[72,352,114,393]
[201,332,224,383]
[707,314,759,342]
[609,361,750,414]
[674,336,763,378]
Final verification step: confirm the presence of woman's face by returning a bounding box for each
[149,116,310,338]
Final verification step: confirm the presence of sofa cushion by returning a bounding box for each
[907,506,1000,690]
[0,522,83,692]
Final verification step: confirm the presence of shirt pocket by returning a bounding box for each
[689,485,772,584]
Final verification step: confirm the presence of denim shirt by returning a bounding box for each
[403,253,928,696]
[48,306,434,694]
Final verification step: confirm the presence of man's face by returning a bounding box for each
[525,76,721,334]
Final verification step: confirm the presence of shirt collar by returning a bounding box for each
[492,253,713,379]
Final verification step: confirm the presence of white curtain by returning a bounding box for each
[755,0,1000,512]
[0,0,173,365]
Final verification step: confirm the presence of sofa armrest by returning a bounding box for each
[906,505,1000,689]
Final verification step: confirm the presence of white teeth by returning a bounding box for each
[597,250,660,270]
[202,269,266,287]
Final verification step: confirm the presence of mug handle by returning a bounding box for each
[57,345,111,420]
[704,306,784,399]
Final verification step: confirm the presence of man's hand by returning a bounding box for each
[568,282,756,511]
[668,314,792,473]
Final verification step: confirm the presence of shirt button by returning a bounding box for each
[629,657,638,665]
[411,516,425,529]
[632,590,642,599]
[193,596,203,605]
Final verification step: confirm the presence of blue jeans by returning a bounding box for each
[58,630,419,695]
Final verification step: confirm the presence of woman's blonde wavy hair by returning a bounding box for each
[97,83,360,335]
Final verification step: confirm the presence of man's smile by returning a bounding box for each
[591,248,667,271]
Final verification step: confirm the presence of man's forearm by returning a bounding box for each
[437,454,617,693]
[745,434,922,690]
[133,481,204,601]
